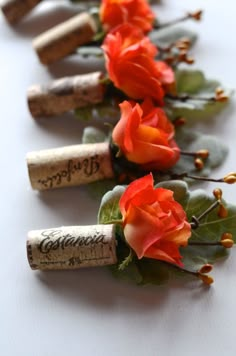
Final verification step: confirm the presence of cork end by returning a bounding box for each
[26,237,38,270]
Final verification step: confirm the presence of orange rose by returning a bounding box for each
[100,0,155,33]
[112,99,180,170]
[119,174,191,266]
[102,24,175,104]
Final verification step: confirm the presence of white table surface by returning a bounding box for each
[1,1,236,355]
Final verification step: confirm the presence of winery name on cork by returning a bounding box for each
[38,155,100,189]
[39,229,109,254]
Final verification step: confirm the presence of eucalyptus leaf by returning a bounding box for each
[176,70,206,94]
[75,102,120,122]
[94,103,120,121]
[150,26,197,48]
[181,189,236,270]
[98,185,125,224]
[101,180,236,285]
[74,106,94,121]
[77,46,104,58]
[82,126,107,144]
[174,127,228,176]
[166,70,230,121]
[86,179,116,201]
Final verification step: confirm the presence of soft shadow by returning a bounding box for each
[47,55,105,78]
[33,111,108,142]
[36,268,171,311]
[37,185,100,225]
[205,101,235,133]
[12,4,80,37]
[36,268,212,311]
[33,112,87,142]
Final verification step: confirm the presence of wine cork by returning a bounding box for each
[33,12,98,65]
[0,0,42,24]
[27,142,114,190]
[27,71,105,118]
[27,224,118,270]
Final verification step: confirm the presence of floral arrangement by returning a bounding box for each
[2,0,236,286]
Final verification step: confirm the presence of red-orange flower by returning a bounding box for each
[100,0,155,33]
[119,174,191,266]
[102,24,175,104]
[112,99,180,170]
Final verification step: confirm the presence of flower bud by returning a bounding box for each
[196,149,209,159]
[181,38,191,46]
[176,42,189,51]
[189,10,203,21]
[198,274,214,285]
[221,239,234,248]
[221,232,233,241]
[185,56,195,65]
[217,95,229,102]
[224,175,236,184]
[223,172,236,184]
[213,188,222,200]
[194,158,204,170]
[199,264,213,274]
[176,38,191,51]
[174,117,186,126]
[215,87,224,96]
[218,204,228,218]
[178,50,194,65]
[215,89,229,102]
[165,55,175,65]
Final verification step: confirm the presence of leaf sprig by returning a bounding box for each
[98,181,236,285]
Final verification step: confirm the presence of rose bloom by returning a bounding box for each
[112,99,180,170]
[119,174,191,266]
[102,24,175,104]
[100,0,155,33]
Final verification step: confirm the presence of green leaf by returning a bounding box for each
[166,70,231,121]
[82,126,107,144]
[75,102,120,122]
[105,180,236,285]
[74,106,94,121]
[94,103,120,122]
[86,179,116,201]
[176,70,206,94]
[181,190,236,270]
[98,185,125,224]
[77,46,104,58]
[174,127,228,176]
[137,259,171,285]
[150,27,197,49]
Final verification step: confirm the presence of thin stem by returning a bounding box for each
[166,94,215,103]
[190,200,220,229]
[170,172,224,183]
[188,175,223,183]
[154,15,189,29]
[105,219,123,226]
[162,261,199,278]
[118,249,134,271]
[188,241,221,246]
[180,151,197,157]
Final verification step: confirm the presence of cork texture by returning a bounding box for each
[27,224,117,270]
[27,71,105,118]
[33,12,97,65]
[1,0,42,24]
[27,142,114,190]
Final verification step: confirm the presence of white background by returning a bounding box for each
[1,1,236,355]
